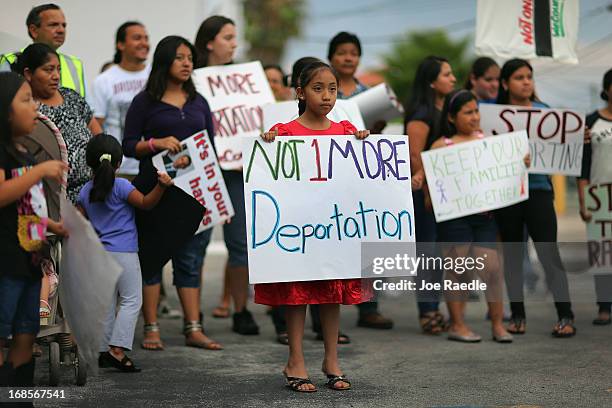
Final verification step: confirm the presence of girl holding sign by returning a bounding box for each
[495,59,576,338]
[404,56,456,335]
[431,89,529,343]
[194,15,260,335]
[123,36,223,351]
[258,61,370,392]
[578,68,612,326]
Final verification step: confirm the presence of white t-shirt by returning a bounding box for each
[92,64,150,175]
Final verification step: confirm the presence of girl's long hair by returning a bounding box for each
[403,55,448,129]
[0,71,27,163]
[85,134,122,202]
[194,15,235,68]
[296,61,339,116]
[145,36,197,102]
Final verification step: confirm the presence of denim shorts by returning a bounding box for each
[437,213,498,249]
[0,275,41,338]
[143,229,212,288]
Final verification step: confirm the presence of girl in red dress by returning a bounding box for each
[258,61,371,392]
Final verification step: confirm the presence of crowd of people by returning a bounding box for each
[0,2,610,394]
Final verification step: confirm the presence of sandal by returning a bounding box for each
[552,318,577,338]
[141,322,164,351]
[184,321,223,350]
[507,317,526,335]
[315,332,351,344]
[284,372,317,392]
[39,300,51,318]
[212,306,230,319]
[100,351,141,373]
[419,311,447,335]
[323,371,352,391]
[276,333,289,345]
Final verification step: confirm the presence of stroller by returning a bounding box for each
[36,239,87,386]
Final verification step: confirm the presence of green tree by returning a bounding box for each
[244,0,304,65]
[382,30,471,107]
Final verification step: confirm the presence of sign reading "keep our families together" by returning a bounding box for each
[243,135,415,284]
[421,131,530,222]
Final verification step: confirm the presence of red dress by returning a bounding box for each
[254,119,373,306]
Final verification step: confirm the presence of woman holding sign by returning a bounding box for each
[494,58,576,338]
[578,68,612,326]
[258,61,371,392]
[194,15,260,335]
[123,36,223,351]
[404,56,456,335]
[431,89,526,343]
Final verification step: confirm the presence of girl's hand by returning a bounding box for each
[261,130,277,143]
[154,137,182,153]
[157,171,174,187]
[580,207,592,222]
[523,153,531,168]
[411,171,424,191]
[584,126,591,144]
[35,160,68,183]
[354,130,370,140]
[48,220,69,238]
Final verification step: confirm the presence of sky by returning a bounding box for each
[281,0,612,112]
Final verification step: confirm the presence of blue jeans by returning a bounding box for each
[144,230,212,288]
[412,190,442,316]
[0,275,41,338]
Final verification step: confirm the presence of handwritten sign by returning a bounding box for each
[421,131,530,222]
[192,62,275,170]
[152,130,234,233]
[584,182,612,267]
[262,99,365,132]
[243,134,415,283]
[479,104,584,175]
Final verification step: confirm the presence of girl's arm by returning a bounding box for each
[0,161,67,208]
[127,171,173,210]
[406,120,430,190]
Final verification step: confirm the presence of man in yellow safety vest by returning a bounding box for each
[0,3,86,97]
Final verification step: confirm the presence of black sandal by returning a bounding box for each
[100,352,141,373]
[507,317,526,335]
[315,332,351,344]
[276,333,289,345]
[419,312,447,335]
[284,375,317,392]
[324,373,352,391]
[552,318,577,338]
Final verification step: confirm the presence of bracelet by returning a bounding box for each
[147,138,156,153]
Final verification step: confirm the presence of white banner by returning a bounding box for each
[262,99,365,133]
[192,61,275,170]
[475,0,579,64]
[59,197,122,375]
[243,134,415,283]
[479,104,584,175]
[350,83,404,129]
[421,131,530,222]
[152,130,234,233]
